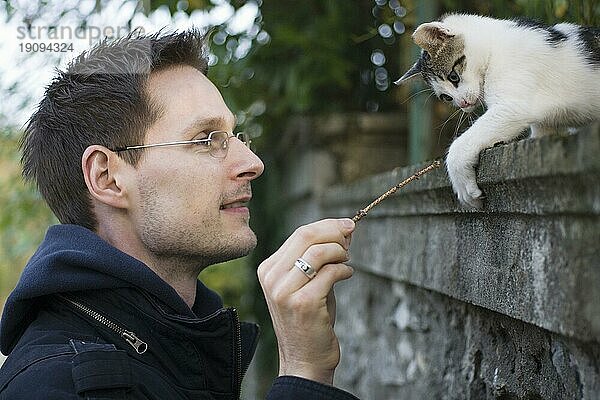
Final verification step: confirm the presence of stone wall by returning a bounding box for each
[282,120,599,400]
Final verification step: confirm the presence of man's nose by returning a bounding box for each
[229,137,264,180]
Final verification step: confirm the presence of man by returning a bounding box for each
[0,29,359,399]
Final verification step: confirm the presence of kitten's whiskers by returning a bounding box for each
[454,111,467,139]
[468,114,475,127]
[477,96,487,112]
[437,108,461,131]
[402,88,434,104]
[423,91,436,106]
[437,108,461,145]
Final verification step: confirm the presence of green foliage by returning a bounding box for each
[198,256,252,313]
[209,0,405,118]
[440,0,599,25]
[0,132,57,303]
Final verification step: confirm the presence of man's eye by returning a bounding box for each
[191,135,211,148]
[194,132,210,141]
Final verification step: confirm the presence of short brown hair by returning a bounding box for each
[21,28,209,230]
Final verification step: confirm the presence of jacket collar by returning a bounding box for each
[2,224,228,354]
[64,287,258,394]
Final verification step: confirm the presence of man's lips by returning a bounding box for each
[220,196,252,210]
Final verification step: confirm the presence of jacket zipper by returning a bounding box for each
[131,292,245,398]
[231,308,242,400]
[60,296,148,354]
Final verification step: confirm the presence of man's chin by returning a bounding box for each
[229,227,257,254]
[240,231,258,253]
[229,239,257,264]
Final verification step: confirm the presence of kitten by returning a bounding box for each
[396,14,600,208]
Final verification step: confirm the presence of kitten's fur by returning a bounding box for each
[397,14,600,208]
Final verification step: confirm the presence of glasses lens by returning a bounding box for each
[208,131,230,158]
[236,132,253,151]
[208,131,253,158]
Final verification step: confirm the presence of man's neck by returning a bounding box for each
[96,222,201,309]
[145,260,199,309]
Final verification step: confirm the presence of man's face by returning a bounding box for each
[129,65,264,268]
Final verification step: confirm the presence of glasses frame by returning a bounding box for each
[110,131,251,159]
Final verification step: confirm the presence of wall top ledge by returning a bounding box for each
[322,127,600,342]
[324,127,599,216]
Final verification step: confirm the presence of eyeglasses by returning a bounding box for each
[110,131,252,159]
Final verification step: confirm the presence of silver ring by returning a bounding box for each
[294,258,317,280]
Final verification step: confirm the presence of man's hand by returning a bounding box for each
[257,218,355,385]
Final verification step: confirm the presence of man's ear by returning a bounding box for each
[82,145,129,209]
[412,21,454,55]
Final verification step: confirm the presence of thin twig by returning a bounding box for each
[351,160,442,223]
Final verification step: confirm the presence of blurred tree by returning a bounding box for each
[440,0,598,25]
[0,132,57,303]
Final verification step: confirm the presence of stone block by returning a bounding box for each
[334,273,600,399]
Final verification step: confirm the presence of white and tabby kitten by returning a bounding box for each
[396,14,600,208]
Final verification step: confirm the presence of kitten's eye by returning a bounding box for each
[440,94,453,102]
[447,71,460,84]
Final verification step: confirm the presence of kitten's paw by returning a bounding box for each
[446,142,484,210]
[459,183,485,209]
[451,176,484,209]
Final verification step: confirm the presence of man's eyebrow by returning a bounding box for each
[180,116,236,136]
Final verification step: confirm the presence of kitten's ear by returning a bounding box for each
[412,22,454,54]
[394,60,422,85]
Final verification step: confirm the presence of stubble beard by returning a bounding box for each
[137,182,257,273]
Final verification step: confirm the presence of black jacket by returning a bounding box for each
[0,224,359,399]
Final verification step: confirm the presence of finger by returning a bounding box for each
[281,243,349,291]
[295,242,349,271]
[258,219,354,286]
[345,232,353,249]
[272,219,355,264]
[302,263,354,298]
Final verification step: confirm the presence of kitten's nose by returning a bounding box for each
[458,99,473,108]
